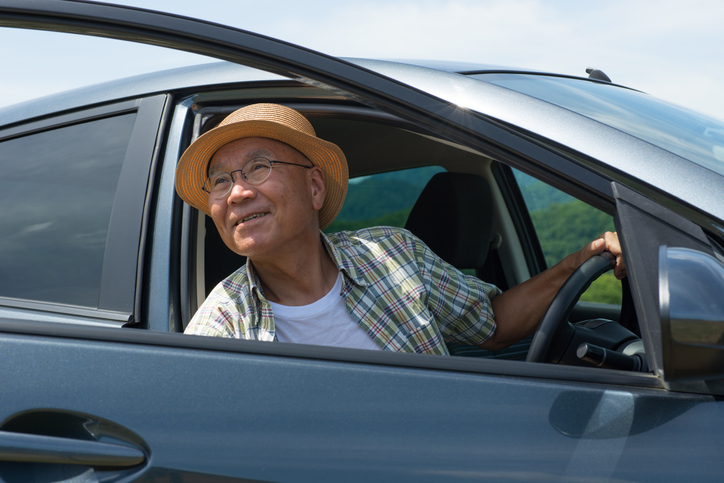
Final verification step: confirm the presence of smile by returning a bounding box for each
[237,213,268,225]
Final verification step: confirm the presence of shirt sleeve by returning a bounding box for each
[409,231,502,346]
[184,303,237,338]
[183,262,258,338]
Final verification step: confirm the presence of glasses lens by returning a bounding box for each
[203,158,274,198]
[205,172,233,198]
[243,158,272,184]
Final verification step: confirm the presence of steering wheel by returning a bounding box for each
[526,252,616,363]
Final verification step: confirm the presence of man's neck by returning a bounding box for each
[251,235,338,306]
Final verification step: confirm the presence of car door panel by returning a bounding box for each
[1,322,722,482]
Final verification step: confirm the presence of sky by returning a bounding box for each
[1,0,723,120]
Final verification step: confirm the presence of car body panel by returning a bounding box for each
[1,320,721,482]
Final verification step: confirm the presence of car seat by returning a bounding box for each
[404,171,495,272]
[405,171,531,359]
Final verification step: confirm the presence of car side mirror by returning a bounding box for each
[659,246,724,382]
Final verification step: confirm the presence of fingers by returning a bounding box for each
[597,231,627,279]
[566,232,628,280]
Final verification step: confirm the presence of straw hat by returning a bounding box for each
[175,103,348,230]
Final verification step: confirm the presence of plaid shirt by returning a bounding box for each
[185,226,501,355]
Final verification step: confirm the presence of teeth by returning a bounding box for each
[238,213,266,224]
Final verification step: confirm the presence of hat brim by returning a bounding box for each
[175,119,348,230]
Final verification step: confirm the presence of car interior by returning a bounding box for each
[180,96,640,365]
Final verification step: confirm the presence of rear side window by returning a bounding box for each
[325,166,445,232]
[0,114,136,307]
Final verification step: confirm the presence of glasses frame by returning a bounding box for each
[202,157,314,199]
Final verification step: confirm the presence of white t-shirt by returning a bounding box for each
[270,273,382,351]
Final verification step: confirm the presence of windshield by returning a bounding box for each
[469,73,724,175]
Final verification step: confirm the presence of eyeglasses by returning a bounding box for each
[202,157,313,199]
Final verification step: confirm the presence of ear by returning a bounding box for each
[308,166,326,211]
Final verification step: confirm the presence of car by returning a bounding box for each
[1,1,724,482]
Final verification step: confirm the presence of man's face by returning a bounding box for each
[207,137,325,261]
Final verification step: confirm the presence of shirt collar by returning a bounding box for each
[244,232,366,303]
[320,231,367,287]
[245,259,267,302]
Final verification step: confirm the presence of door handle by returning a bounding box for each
[0,429,145,467]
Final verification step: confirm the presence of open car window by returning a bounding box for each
[190,105,632,364]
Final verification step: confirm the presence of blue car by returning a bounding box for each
[1,1,723,482]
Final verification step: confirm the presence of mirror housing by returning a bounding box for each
[659,246,724,382]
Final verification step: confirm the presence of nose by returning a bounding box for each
[226,177,256,204]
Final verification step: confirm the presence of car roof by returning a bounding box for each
[3,57,724,225]
[0,58,586,127]
[0,61,283,126]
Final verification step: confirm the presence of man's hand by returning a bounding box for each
[483,231,626,351]
[567,231,626,280]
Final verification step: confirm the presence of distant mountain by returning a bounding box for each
[531,199,615,266]
[326,166,443,232]
[513,171,576,211]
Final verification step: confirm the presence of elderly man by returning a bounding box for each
[175,103,624,355]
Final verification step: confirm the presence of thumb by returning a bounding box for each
[588,237,606,256]
[576,237,606,268]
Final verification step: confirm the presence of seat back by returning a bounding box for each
[406,172,532,359]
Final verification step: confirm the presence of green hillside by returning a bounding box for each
[530,200,616,267]
[516,170,621,304]
[326,166,443,232]
[529,199,620,304]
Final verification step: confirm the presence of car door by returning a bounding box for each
[1,2,724,483]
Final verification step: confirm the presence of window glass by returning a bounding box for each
[513,169,621,304]
[0,114,136,307]
[325,166,445,233]
[473,73,724,174]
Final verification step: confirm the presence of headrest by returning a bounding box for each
[405,172,494,269]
